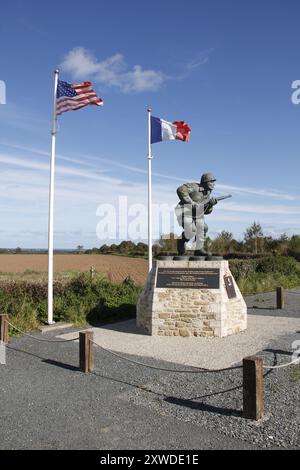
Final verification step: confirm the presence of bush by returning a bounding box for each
[228,259,260,281]
[0,275,142,332]
[228,255,300,295]
[256,255,300,276]
[287,250,300,262]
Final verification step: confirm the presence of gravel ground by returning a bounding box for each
[121,330,300,449]
[246,287,300,318]
[0,330,254,450]
[0,289,299,450]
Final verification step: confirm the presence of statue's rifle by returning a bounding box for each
[215,194,232,202]
[202,194,232,216]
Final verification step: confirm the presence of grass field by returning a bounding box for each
[0,254,148,285]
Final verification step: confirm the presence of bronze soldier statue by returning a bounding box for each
[175,173,231,256]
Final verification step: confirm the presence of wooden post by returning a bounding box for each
[0,315,8,344]
[276,287,284,309]
[243,356,264,420]
[79,331,94,373]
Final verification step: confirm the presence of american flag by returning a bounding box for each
[56,80,103,116]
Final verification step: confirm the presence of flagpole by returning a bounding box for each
[147,107,153,272]
[47,68,59,324]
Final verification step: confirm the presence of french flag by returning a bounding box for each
[151,116,191,144]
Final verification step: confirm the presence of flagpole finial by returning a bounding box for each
[147,107,152,113]
[54,68,59,75]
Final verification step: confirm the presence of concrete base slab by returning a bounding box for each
[39,322,73,333]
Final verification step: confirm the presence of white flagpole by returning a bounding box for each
[47,68,59,324]
[147,107,153,272]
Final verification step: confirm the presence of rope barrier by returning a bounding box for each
[5,319,300,371]
[90,339,241,373]
[262,356,300,370]
[7,321,79,343]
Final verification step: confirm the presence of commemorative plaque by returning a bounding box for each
[156,268,220,289]
[224,275,237,299]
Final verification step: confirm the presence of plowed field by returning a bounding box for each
[0,254,148,285]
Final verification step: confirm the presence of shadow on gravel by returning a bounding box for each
[7,346,78,371]
[264,348,293,357]
[87,315,146,336]
[251,306,276,311]
[248,308,300,317]
[92,370,242,418]
[188,384,242,401]
[42,359,79,371]
[92,370,164,397]
[164,396,241,418]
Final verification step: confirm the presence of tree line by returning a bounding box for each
[85,222,300,260]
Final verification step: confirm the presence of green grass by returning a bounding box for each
[0,273,142,334]
[229,255,300,295]
[238,272,300,295]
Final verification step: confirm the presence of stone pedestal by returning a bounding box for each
[136,260,247,338]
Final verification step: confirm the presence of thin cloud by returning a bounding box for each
[0,142,103,169]
[2,142,299,202]
[176,50,212,80]
[61,47,166,93]
[218,183,296,201]
[217,201,300,215]
[0,153,117,184]
[0,103,47,132]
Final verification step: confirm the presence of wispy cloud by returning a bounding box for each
[176,49,212,80]
[2,142,299,202]
[0,103,47,132]
[1,145,300,247]
[0,153,117,183]
[218,201,300,215]
[217,183,297,201]
[61,47,167,93]
[0,142,103,169]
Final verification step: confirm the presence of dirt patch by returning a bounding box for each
[0,254,148,285]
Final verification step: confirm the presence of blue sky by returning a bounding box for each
[0,0,300,248]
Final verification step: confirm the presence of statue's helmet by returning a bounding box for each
[200,172,216,184]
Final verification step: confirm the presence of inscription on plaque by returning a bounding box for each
[156,268,220,289]
[224,275,237,299]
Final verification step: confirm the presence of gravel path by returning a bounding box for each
[0,288,299,450]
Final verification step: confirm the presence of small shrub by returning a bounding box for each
[0,274,142,332]
[256,255,300,276]
[229,259,259,281]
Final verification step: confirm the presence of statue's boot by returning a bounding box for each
[177,233,188,255]
[194,249,212,257]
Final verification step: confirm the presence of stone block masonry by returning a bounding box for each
[136,260,247,338]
